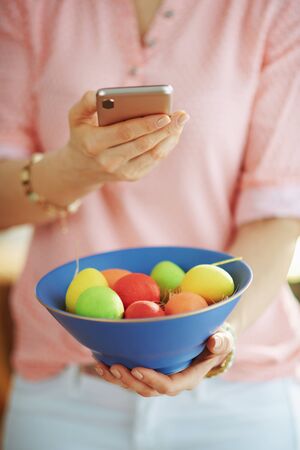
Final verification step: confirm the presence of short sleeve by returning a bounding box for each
[234,0,300,226]
[0,0,37,159]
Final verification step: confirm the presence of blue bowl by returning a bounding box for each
[36,246,252,374]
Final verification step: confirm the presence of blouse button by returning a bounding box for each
[128,66,139,76]
[163,10,174,18]
[144,38,157,48]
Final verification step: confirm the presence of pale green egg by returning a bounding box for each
[75,286,124,319]
[151,261,185,291]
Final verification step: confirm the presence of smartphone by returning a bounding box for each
[96,84,173,126]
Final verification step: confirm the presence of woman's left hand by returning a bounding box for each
[95,329,234,397]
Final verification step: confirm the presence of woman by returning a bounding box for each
[0,0,300,449]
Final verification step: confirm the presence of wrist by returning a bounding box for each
[20,152,81,220]
[31,148,77,207]
[205,350,235,378]
[62,143,107,188]
[32,146,101,207]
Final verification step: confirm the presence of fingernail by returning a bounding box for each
[177,113,190,126]
[95,367,103,376]
[213,335,223,351]
[131,369,143,380]
[156,116,171,128]
[110,368,121,379]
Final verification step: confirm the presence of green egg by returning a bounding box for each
[75,286,124,319]
[150,261,185,291]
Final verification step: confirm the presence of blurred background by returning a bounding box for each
[0,226,299,437]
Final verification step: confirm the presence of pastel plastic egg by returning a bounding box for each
[65,268,108,313]
[165,292,208,315]
[102,268,131,289]
[75,286,124,319]
[181,264,235,302]
[125,301,165,319]
[114,273,160,309]
[150,260,185,291]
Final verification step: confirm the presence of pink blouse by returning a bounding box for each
[0,0,300,381]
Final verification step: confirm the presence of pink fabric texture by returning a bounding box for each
[0,0,300,381]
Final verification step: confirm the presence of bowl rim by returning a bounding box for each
[35,246,253,324]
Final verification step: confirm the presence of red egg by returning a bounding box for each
[101,268,131,289]
[125,301,165,319]
[114,273,160,308]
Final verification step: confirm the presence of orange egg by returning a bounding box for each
[102,269,131,289]
[165,292,208,315]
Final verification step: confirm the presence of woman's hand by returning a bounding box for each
[0,90,189,228]
[61,90,189,191]
[94,328,234,397]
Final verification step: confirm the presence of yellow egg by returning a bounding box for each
[65,268,108,313]
[180,264,235,302]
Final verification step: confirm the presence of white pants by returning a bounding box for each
[3,365,300,450]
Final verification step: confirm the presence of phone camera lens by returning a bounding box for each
[102,99,114,109]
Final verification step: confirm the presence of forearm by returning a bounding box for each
[0,147,96,229]
[227,218,300,336]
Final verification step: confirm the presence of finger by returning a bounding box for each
[151,133,179,160]
[206,330,234,355]
[94,113,172,152]
[80,113,172,158]
[168,353,226,389]
[69,91,98,126]
[116,150,160,182]
[109,365,160,397]
[131,367,181,396]
[97,111,187,172]
[131,352,226,395]
[115,133,179,181]
[170,110,190,127]
[95,362,127,389]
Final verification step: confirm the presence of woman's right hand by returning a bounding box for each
[61,90,189,193]
[0,90,189,228]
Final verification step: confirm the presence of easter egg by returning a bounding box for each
[181,264,235,303]
[150,261,185,291]
[125,301,165,319]
[75,286,124,319]
[165,292,208,315]
[114,273,160,308]
[102,268,131,289]
[65,268,108,313]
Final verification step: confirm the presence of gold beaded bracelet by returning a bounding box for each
[20,152,81,220]
[205,322,236,378]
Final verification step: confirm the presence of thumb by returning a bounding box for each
[206,330,234,355]
[69,91,97,126]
